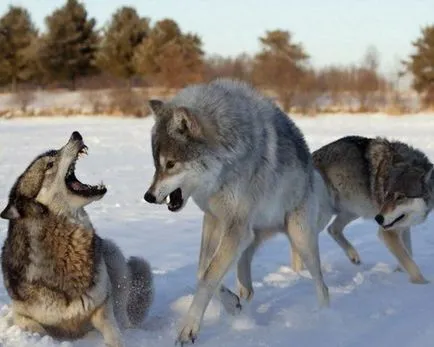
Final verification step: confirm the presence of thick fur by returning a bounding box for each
[1,133,153,347]
[145,78,329,344]
[310,135,434,283]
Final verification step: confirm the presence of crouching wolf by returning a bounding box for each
[0,131,153,347]
[312,135,434,284]
[144,79,329,344]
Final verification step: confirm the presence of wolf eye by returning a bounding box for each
[166,161,175,170]
[46,162,54,169]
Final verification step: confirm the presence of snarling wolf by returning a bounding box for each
[312,135,434,284]
[1,131,153,347]
[144,78,329,344]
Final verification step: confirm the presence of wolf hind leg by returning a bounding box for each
[328,211,360,265]
[126,257,153,327]
[285,202,329,307]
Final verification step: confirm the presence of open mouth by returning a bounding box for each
[65,144,107,197]
[384,214,406,229]
[165,188,184,212]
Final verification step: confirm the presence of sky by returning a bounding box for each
[1,0,433,76]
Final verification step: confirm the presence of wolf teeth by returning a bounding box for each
[165,196,170,205]
[78,147,88,157]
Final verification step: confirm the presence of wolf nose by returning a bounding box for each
[144,191,156,204]
[375,214,384,225]
[71,131,83,141]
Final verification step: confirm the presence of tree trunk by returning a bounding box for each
[279,90,293,113]
[11,75,17,93]
[71,74,76,91]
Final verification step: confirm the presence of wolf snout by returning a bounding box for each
[375,214,384,225]
[70,131,83,142]
[144,191,157,204]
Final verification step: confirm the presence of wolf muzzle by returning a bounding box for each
[374,214,384,225]
[144,191,157,204]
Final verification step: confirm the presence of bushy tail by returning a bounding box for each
[126,256,153,327]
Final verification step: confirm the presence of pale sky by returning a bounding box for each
[2,0,434,76]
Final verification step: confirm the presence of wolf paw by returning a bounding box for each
[238,283,254,302]
[317,284,330,308]
[347,249,361,265]
[176,319,200,346]
[219,286,242,315]
[105,337,125,347]
[410,276,430,284]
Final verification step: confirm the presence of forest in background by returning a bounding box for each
[0,0,433,116]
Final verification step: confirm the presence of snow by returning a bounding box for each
[1,113,434,347]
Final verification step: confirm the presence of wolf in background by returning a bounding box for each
[144,78,329,344]
[306,135,434,284]
[1,131,153,347]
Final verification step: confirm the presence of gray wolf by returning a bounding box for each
[1,131,153,347]
[310,135,434,284]
[144,78,329,345]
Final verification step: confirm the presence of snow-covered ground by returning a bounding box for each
[1,114,434,347]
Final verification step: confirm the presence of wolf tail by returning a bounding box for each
[126,256,153,327]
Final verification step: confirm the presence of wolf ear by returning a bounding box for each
[0,203,20,220]
[148,99,164,117]
[172,107,202,138]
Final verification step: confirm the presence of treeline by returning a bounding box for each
[0,2,203,91]
[0,0,433,113]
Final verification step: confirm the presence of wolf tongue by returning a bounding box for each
[71,181,84,191]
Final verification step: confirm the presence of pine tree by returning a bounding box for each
[0,6,38,92]
[96,6,149,88]
[404,25,434,107]
[252,30,309,111]
[134,19,204,88]
[39,0,99,90]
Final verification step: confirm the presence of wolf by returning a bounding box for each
[308,135,434,284]
[0,131,153,347]
[144,78,329,345]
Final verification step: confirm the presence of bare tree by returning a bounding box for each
[354,46,384,111]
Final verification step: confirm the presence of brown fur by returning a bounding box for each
[1,132,153,346]
[2,198,103,338]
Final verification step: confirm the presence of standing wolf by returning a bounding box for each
[311,135,434,284]
[1,131,153,347]
[144,78,329,344]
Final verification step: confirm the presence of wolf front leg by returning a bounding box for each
[378,228,428,284]
[394,228,413,272]
[13,311,47,335]
[198,212,242,316]
[177,219,249,345]
[91,299,124,347]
